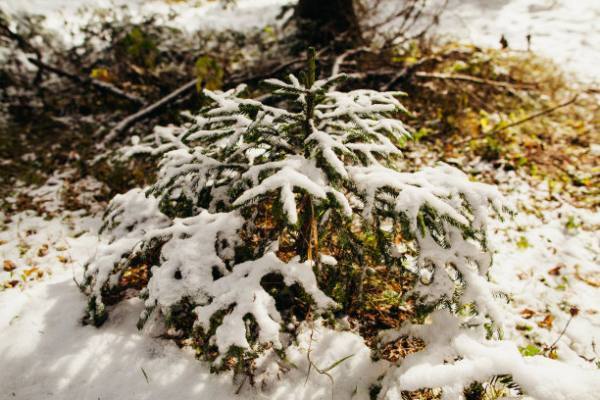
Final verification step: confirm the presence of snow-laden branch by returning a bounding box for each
[84,189,335,354]
[84,68,512,387]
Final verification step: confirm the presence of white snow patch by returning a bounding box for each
[1,0,293,47]
[431,0,599,84]
[488,170,600,364]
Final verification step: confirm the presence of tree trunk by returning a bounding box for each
[294,0,361,46]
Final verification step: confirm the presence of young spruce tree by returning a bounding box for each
[82,48,506,375]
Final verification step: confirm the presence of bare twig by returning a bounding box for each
[414,71,537,89]
[355,248,367,305]
[235,375,247,395]
[27,57,146,105]
[0,19,40,57]
[489,95,579,135]
[140,367,150,384]
[362,0,448,48]
[304,318,315,385]
[0,19,145,105]
[304,316,353,400]
[381,56,440,91]
[403,0,449,43]
[101,78,197,145]
[101,56,306,145]
[331,46,370,76]
[548,316,573,350]
[549,307,579,350]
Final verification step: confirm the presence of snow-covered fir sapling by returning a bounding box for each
[82,48,508,380]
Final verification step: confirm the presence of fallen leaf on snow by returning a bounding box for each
[538,314,554,329]
[3,260,17,272]
[517,272,529,280]
[569,306,579,317]
[521,308,536,319]
[575,265,600,288]
[37,244,49,257]
[548,264,564,276]
[23,267,43,279]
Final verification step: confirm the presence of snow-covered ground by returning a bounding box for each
[1,0,294,46]
[2,0,598,83]
[0,176,385,400]
[1,1,599,399]
[1,170,599,399]
[434,0,600,84]
[488,170,600,362]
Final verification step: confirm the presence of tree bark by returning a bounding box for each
[294,0,361,45]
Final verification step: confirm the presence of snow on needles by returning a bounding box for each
[1,76,598,400]
[80,69,534,398]
[2,172,599,399]
[379,311,600,400]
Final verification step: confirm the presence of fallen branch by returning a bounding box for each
[1,20,145,105]
[489,95,579,135]
[414,71,537,89]
[331,46,370,76]
[101,78,197,145]
[27,57,146,105]
[0,19,39,56]
[102,56,306,145]
[381,56,441,91]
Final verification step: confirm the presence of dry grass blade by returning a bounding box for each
[488,95,579,135]
[414,71,537,89]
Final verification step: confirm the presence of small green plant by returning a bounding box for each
[195,55,223,91]
[121,26,158,68]
[519,344,541,357]
[516,235,530,249]
[82,49,508,393]
[565,215,580,232]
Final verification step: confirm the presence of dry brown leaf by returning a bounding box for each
[569,306,580,317]
[538,314,554,329]
[521,308,535,319]
[3,260,17,272]
[5,280,19,288]
[23,266,43,279]
[575,265,600,288]
[37,244,49,257]
[517,272,529,280]
[548,264,564,276]
[379,336,425,362]
[57,255,70,264]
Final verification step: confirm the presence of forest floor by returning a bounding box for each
[0,1,598,399]
[0,167,598,400]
